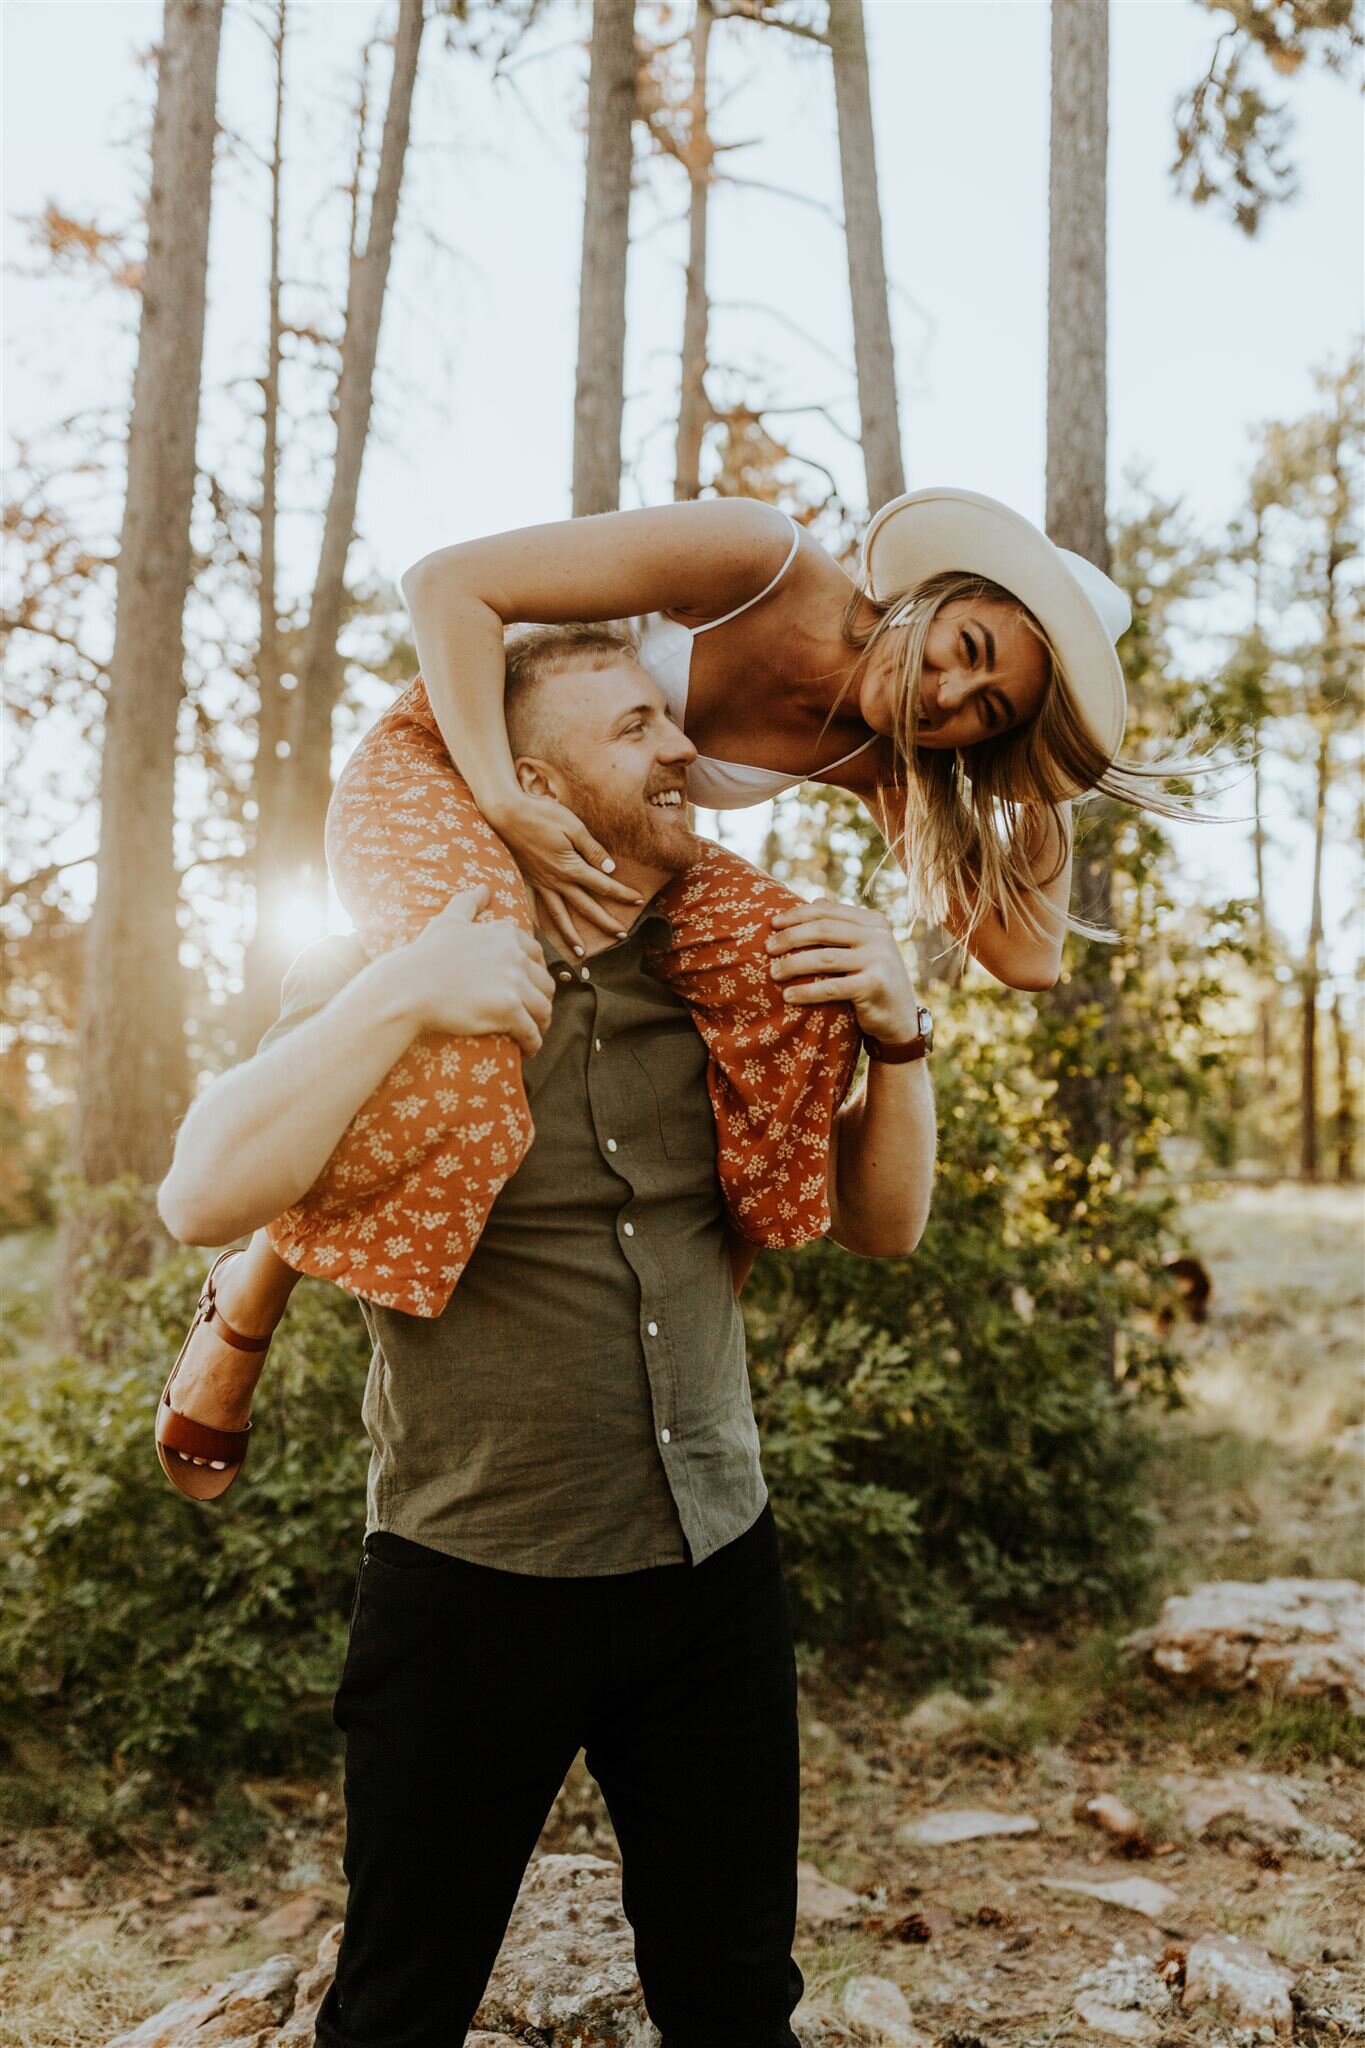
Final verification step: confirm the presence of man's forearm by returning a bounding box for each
[827,1058,935,1257]
[159,954,419,1246]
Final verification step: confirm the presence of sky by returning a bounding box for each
[3,0,1362,980]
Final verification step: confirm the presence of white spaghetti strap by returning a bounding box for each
[691,509,801,637]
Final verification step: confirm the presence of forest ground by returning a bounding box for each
[1,1183,1362,2047]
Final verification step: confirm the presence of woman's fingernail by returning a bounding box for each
[601,857,616,873]
[574,944,585,957]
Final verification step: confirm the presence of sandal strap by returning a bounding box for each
[201,1250,273,1354]
[158,1406,251,1463]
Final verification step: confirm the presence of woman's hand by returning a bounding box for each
[493,793,644,956]
[766,897,919,1042]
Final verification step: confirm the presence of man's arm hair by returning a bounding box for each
[158,944,417,1246]
[826,1058,936,1258]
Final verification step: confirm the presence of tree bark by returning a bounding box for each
[828,0,905,512]
[573,0,637,517]
[68,0,224,1213]
[1332,991,1356,1184]
[673,0,714,502]
[281,0,424,934]
[1046,0,1110,570]
[242,0,291,1047]
[1046,0,1116,1161]
[1298,729,1329,1182]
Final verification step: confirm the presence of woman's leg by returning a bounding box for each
[267,681,537,1317]
[651,841,862,1248]
[160,1230,299,1455]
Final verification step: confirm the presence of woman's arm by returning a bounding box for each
[844,761,1070,992]
[401,498,797,810]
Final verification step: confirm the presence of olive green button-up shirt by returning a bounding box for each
[261,908,767,1575]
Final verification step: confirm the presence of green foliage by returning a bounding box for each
[0,1243,370,1782]
[1174,1,1361,235]
[750,994,1183,1686]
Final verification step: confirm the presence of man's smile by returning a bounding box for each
[646,787,685,809]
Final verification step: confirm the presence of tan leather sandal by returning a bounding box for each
[156,1250,269,1503]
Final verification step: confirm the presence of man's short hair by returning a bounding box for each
[503,622,641,759]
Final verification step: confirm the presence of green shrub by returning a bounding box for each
[750,994,1181,1684]
[0,1248,370,1781]
[2,1001,1182,1776]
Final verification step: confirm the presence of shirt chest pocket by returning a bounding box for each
[630,1036,717,1165]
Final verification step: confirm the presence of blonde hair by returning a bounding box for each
[841,572,1197,944]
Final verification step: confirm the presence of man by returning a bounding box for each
[159,626,935,2047]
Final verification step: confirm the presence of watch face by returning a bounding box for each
[916,1003,934,1054]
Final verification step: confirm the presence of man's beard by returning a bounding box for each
[560,769,699,877]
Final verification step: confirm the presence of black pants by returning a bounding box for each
[314,1504,804,2047]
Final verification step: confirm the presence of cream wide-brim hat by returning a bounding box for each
[861,486,1131,763]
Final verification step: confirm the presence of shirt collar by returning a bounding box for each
[539,901,673,972]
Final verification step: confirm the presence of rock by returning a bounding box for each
[104,1957,298,2048]
[1083,1793,1143,1840]
[1181,1931,1295,2035]
[107,1989,230,2048]
[1146,1579,1365,1713]
[840,1973,929,2045]
[1073,2001,1160,2043]
[162,1892,247,1947]
[472,1853,655,2045]
[1041,1876,1182,1923]
[898,1808,1039,1846]
[796,1860,864,1924]
[899,1690,979,1741]
[257,1890,329,1944]
[1165,1771,1304,1843]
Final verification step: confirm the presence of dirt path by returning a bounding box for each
[3,1186,1361,2045]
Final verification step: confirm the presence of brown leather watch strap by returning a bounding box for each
[862,1032,928,1064]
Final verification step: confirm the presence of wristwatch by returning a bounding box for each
[863,1003,934,1065]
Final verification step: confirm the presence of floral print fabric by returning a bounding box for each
[266,678,861,1315]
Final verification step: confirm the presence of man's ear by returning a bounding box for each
[514,756,562,802]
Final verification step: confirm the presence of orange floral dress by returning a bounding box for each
[266,679,862,1316]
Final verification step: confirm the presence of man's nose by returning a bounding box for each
[660,722,698,766]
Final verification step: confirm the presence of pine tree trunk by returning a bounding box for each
[242,0,291,1047]
[1046,0,1109,571]
[281,0,424,936]
[573,0,637,517]
[1332,992,1356,1183]
[1299,731,1330,1183]
[673,0,713,502]
[828,0,904,512]
[67,0,224,1234]
[1046,0,1116,1170]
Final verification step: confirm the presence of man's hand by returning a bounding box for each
[766,897,918,1043]
[382,885,557,1057]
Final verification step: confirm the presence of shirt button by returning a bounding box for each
[594,1037,603,1052]
[660,1427,671,1444]
[579,965,591,981]
[622,1221,635,1237]
[646,1320,659,1336]
[606,1138,618,1153]
[556,969,572,984]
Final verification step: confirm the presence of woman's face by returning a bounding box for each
[860,597,1051,750]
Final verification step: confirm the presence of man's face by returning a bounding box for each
[529,661,701,875]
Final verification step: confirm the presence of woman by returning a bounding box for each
[157,486,1139,1498]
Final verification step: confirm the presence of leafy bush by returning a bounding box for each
[2,1003,1183,1777]
[0,1246,370,1780]
[750,991,1182,1684]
